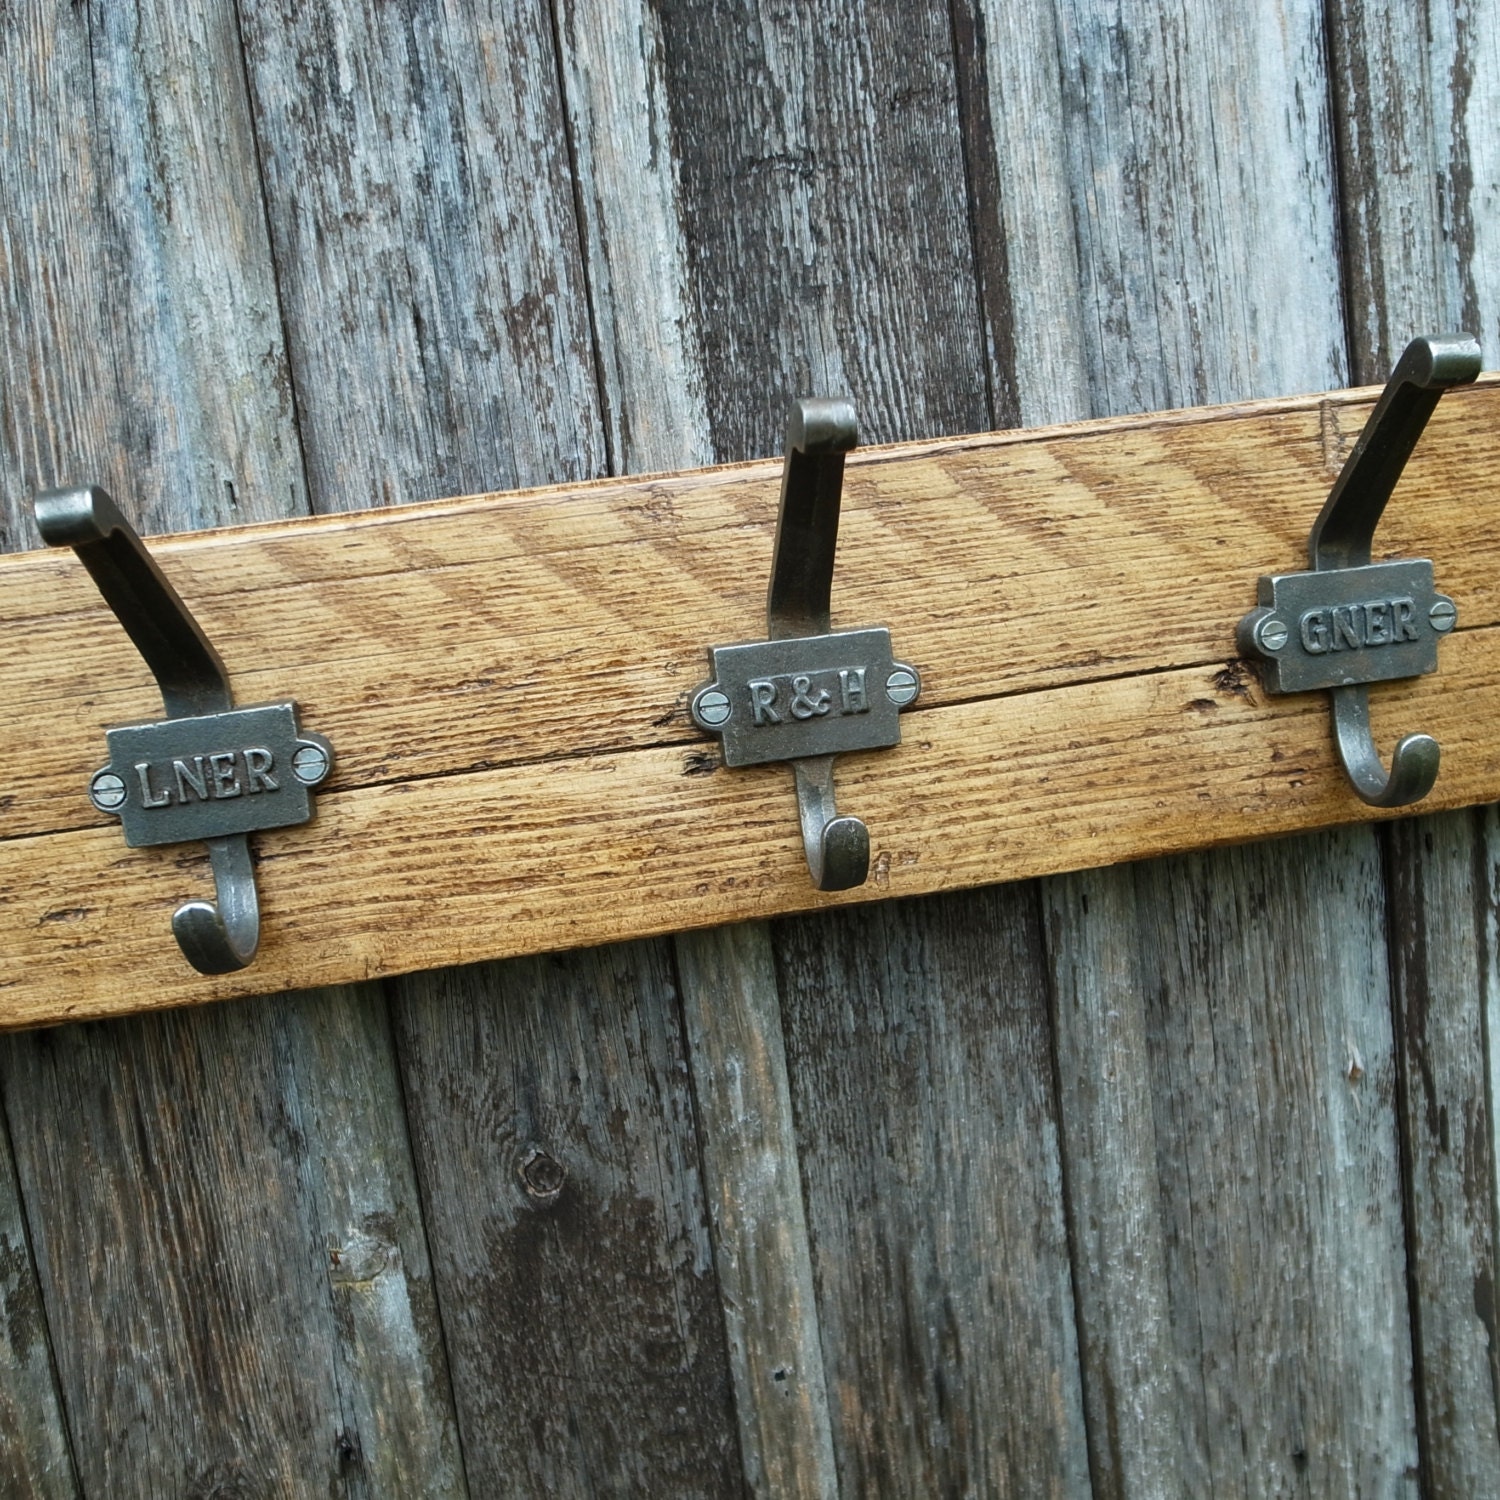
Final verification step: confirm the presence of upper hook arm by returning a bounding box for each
[1308,334,1481,572]
[766,398,858,640]
[34,485,232,719]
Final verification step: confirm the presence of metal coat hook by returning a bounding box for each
[1238,333,1481,807]
[690,398,920,890]
[35,487,334,973]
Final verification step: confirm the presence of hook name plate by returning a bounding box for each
[36,485,333,975]
[1239,561,1454,695]
[1237,332,1480,807]
[691,629,916,768]
[691,397,920,892]
[90,703,331,847]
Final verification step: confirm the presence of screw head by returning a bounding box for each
[89,768,127,812]
[292,742,331,786]
[1254,616,1290,653]
[695,688,731,728]
[1429,598,1457,634]
[885,667,920,706]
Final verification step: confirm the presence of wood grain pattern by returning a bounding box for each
[772,889,1090,1495]
[229,3,749,1489]
[0,3,470,1492]
[0,1118,76,1498]
[1386,813,1500,1496]
[236,0,603,509]
[676,924,838,1499]
[0,0,304,548]
[2,380,1495,845]
[651,5,1086,1490]
[0,996,466,1497]
[1132,830,1417,1491]
[391,946,743,1498]
[552,10,838,1491]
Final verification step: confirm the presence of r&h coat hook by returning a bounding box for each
[690,398,920,890]
[1238,333,1481,807]
[35,487,334,973]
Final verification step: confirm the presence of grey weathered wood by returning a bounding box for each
[1386,814,1500,1496]
[1,998,458,1496]
[676,926,837,1500]
[1326,5,1500,1488]
[0,0,303,546]
[392,947,743,1497]
[957,0,1421,1490]
[655,0,990,457]
[235,2,746,1487]
[773,891,1090,1496]
[552,9,837,1492]
[0,2,468,1490]
[1135,832,1417,1492]
[276,988,467,1494]
[1047,0,1347,412]
[1325,0,1500,380]
[1041,873,1181,1499]
[552,0,713,475]
[951,0,1090,429]
[237,0,604,509]
[654,2,1091,1492]
[0,1117,76,1498]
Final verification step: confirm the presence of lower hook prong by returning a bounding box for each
[792,755,870,891]
[171,834,261,974]
[1329,684,1440,809]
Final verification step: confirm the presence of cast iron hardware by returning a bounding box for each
[1237,333,1481,807]
[35,486,334,974]
[690,398,920,890]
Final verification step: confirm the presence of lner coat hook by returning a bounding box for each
[35,487,334,973]
[690,398,921,890]
[1238,333,1482,807]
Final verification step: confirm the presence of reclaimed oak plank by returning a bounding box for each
[2,382,1494,844]
[2,387,1497,1024]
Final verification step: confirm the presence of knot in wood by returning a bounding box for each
[518,1145,566,1204]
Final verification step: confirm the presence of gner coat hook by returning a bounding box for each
[690,398,920,890]
[35,487,334,973]
[1238,333,1481,807]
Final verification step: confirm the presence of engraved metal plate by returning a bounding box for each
[1239,559,1455,694]
[690,626,920,768]
[88,700,332,848]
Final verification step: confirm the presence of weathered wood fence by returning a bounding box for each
[0,1,1496,1496]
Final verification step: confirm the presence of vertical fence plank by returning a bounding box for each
[773,892,1092,1495]
[0,1120,76,1498]
[956,0,1420,1491]
[1327,3,1500,1489]
[652,0,1093,1492]
[0,0,303,547]
[552,5,837,1490]
[0,1,468,1491]
[1386,815,1500,1495]
[238,0,604,508]
[237,0,746,1488]
[675,926,838,1499]
[392,949,743,1495]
